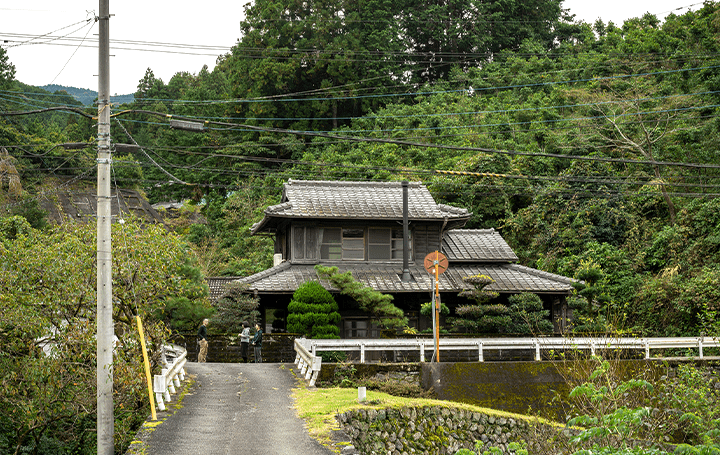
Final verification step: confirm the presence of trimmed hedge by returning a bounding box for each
[287,281,341,338]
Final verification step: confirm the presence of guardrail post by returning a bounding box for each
[644,341,650,359]
[534,340,541,361]
[309,356,322,387]
[478,342,484,362]
[590,342,596,357]
[420,343,425,362]
[360,343,365,363]
[699,338,704,359]
[153,375,166,411]
[163,368,176,395]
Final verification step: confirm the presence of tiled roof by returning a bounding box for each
[39,189,165,224]
[442,229,518,262]
[206,277,243,302]
[251,180,471,233]
[233,263,575,295]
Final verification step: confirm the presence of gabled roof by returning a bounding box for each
[251,179,471,234]
[442,229,518,263]
[233,263,575,295]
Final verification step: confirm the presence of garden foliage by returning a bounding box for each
[287,280,341,338]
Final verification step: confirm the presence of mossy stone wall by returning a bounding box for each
[422,360,669,421]
[336,405,566,455]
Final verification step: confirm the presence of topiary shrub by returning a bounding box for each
[287,280,341,338]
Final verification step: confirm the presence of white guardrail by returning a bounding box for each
[153,344,188,411]
[294,338,323,386]
[297,336,720,364]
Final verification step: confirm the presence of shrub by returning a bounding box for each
[506,293,554,334]
[287,281,341,338]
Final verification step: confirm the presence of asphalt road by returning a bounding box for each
[140,362,333,455]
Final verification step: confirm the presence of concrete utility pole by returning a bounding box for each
[96,0,114,453]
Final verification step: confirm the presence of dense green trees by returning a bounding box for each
[4,0,720,341]
[0,47,14,90]
[0,217,210,453]
[3,4,720,452]
[225,0,566,134]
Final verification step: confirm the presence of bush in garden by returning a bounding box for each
[506,293,554,334]
[450,274,505,333]
[287,280,341,338]
[315,265,407,329]
[211,282,260,334]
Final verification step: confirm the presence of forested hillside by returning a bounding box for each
[3,1,720,452]
[3,2,720,339]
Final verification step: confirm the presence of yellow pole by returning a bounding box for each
[434,251,440,362]
[136,315,157,420]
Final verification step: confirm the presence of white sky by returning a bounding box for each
[0,0,705,96]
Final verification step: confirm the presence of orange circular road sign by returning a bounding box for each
[424,251,449,275]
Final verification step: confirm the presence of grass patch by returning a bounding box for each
[291,383,563,452]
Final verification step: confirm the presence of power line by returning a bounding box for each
[131,63,720,105]
[49,19,97,86]
[2,16,94,49]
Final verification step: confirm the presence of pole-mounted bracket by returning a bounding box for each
[96,158,113,165]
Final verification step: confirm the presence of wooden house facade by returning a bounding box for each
[228,179,576,337]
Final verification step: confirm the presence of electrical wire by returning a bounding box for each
[49,18,97,86]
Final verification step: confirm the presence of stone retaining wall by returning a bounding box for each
[336,405,562,455]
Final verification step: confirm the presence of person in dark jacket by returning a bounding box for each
[197,319,209,362]
[239,321,250,363]
[251,322,263,363]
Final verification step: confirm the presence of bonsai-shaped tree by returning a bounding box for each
[287,280,341,339]
[506,292,554,335]
[315,265,408,330]
[450,274,503,333]
[568,259,613,334]
[211,282,260,334]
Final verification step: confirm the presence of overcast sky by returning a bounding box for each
[0,0,705,96]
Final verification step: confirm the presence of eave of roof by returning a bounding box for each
[232,263,576,295]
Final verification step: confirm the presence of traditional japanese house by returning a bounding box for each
[230,179,576,337]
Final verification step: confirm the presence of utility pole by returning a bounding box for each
[96,0,114,453]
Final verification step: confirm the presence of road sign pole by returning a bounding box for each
[431,279,436,362]
[423,250,448,364]
[434,260,440,362]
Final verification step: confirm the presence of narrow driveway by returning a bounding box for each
[140,363,333,455]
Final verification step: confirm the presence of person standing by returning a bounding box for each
[239,321,250,363]
[251,322,263,363]
[197,319,209,362]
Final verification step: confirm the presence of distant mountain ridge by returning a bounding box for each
[40,84,135,106]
